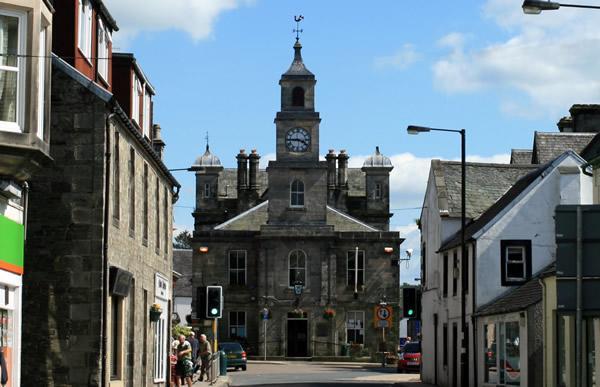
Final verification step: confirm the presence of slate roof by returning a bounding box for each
[581,132,600,162]
[510,149,533,164]
[532,132,595,164]
[173,249,193,297]
[283,41,314,78]
[214,201,380,232]
[431,161,536,219]
[474,273,543,316]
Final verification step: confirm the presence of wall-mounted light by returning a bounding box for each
[384,247,394,254]
[199,246,209,253]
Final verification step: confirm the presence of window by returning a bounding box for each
[163,186,168,257]
[204,183,211,199]
[288,250,306,286]
[229,311,246,338]
[113,132,120,221]
[97,19,110,82]
[0,10,25,132]
[452,251,458,296]
[443,254,448,297]
[292,87,305,107]
[143,163,148,243]
[443,323,448,366]
[229,250,247,286]
[290,180,304,207]
[347,250,365,288]
[375,183,382,199]
[155,177,160,252]
[37,27,46,139]
[346,311,364,344]
[500,240,531,285]
[464,246,469,294]
[128,148,135,236]
[132,74,142,125]
[110,296,123,380]
[421,242,427,287]
[483,321,520,385]
[143,92,151,138]
[77,0,92,58]
[153,304,167,382]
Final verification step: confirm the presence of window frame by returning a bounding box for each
[142,163,148,244]
[204,183,211,199]
[155,176,160,253]
[500,240,532,286]
[443,253,448,297]
[229,311,247,339]
[77,0,93,59]
[346,310,365,345]
[143,91,151,138]
[374,183,382,199]
[109,295,124,380]
[112,131,120,222]
[228,250,247,286]
[0,9,27,133]
[37,26,47,139]
[346,250,365,289]
[288,249,307,287]
[290,179,305,208]
[128,147,135,237]
[97,18,110,83]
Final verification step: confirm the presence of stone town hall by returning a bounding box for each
[191,37,403,358]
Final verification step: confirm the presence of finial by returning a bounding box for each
[376,146,380,155]
[294,15,304,42]
[205,131,209,151]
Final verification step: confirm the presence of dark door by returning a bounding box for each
[452,323,458,387]
[287,319,308,357]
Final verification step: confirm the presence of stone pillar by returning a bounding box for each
[337,150,349,189]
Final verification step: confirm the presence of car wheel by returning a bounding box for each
[242,365,247,371]
[235,367,239,371]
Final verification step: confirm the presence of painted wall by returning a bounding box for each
[476,156,592,307]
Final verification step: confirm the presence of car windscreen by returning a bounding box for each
[403,342,421,353]
[219,343,243,352]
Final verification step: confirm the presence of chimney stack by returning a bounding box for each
[249,149,260,191]
[337,149,349,189]
[326,149,337,189]
[151,124,166,159]
[236,149,249,195]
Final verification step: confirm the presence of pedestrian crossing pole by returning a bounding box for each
[213,318,218,352]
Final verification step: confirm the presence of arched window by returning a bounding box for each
[289,250,307,286]
[290,180,304,207]
[292,87,305,107]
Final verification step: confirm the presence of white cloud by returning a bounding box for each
[433,0,600,118]
[374,44,420,70]
[104,0,254,47]
[259,153,276,169]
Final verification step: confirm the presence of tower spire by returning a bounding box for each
[205,131,209,151]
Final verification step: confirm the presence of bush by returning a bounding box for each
[172,325,192,339]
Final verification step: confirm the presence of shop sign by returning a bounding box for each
[0,215,23,275]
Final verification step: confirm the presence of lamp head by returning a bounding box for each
[407,125,431,135]
[522,0,560,14]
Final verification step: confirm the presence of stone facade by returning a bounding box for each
[191,40,402,359]
[22,57,178,386]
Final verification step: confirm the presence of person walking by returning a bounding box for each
[175,334,194,387]
[198,334,213,382]
[188,331,200,370]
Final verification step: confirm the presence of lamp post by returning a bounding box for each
[407,125,467,386]
[522,0,600,14]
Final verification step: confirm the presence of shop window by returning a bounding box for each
[229,311,246,338]
[346,311,364,344]
[500,240,531,285]
[483,320,520,386]
[153,305,167,382]
[347,250,365,288]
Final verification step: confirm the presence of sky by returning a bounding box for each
[104,0,600,284]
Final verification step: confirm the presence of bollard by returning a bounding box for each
[219,351,227,376]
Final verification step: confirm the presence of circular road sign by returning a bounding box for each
[377,306,391,320]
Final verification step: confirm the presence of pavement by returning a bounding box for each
[219,361,434,386]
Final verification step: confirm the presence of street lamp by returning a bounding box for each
[522,0,600,14]
[407,125,467,387]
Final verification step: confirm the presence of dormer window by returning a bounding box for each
[97,19,110,83]
[292,87,305,107]
[77,0,92,59]
[132,74,142,127]
[0,10,26,133]
[143,90,151,138]
[290,179,304,207]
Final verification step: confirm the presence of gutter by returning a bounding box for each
[580,159,596,177]
[101,112,116,386]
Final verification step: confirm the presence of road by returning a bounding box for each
[226,361,431,386]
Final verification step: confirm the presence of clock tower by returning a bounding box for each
[275,39,321,162]
[267,39,328,225]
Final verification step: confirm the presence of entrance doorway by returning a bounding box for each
[287,317,308,357]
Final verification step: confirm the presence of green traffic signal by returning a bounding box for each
[407,309,414,316]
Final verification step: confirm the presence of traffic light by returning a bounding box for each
[206,285,223,319]
[402,287,421,319]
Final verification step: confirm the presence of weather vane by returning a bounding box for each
[293,15,304,42]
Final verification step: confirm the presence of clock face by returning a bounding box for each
[286,127,311,152]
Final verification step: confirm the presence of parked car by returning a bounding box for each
[397,341,421,373]
[218,342,247,371]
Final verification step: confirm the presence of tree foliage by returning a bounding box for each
[173,230,192,249]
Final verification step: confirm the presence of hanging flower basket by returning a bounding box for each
[150,303,162,322]
[289,308,304,318]
[323,308,336,320]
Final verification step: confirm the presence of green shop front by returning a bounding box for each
[0,214,24,387]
